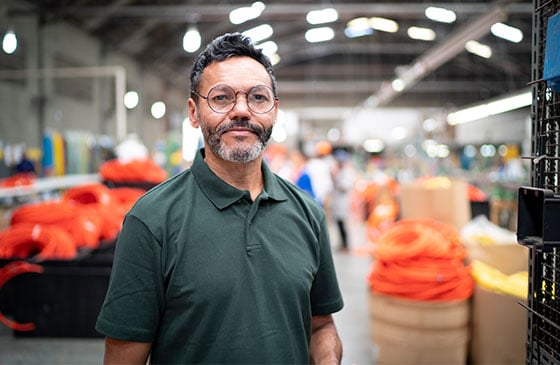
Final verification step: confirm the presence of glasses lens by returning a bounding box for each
[207,85,236,113]
[248,86,275,113]
[206,84,276,114]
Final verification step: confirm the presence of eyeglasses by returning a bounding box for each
[192,84,277,114]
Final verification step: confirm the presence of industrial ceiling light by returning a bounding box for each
[345,17,374,38]
[306,8,338,25]
[229,2,265,25]
[183,26,201,53]
[447,89,532,125]
[124,91,139,109]
[305,27,335,43]
[465,40,492,58]
[425,7,456,24]
[491,22,524,43]
[407,26,436,41]
[370,17,399,33]
[2,29,17,54]
[151,101,166,119]
[243,24,273,43]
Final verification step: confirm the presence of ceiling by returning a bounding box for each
[10,0,534,118]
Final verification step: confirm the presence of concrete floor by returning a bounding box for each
[0,220,375,365]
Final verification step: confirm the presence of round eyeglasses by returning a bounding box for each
[192,84,277,114]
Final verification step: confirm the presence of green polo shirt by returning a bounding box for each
[95,148,344,364]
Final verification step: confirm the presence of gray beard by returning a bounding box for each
[200,117,273,164]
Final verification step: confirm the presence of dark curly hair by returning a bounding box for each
[189,32,277,100]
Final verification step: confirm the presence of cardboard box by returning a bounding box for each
[469,286,527,365]
[464,242,528,365]
[399,178,471,231]
[369,292,470,365]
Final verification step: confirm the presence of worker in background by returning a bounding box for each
[13,152,36,175]
[330,150,355,252]
[96,32,344,365]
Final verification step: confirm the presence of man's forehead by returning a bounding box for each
[201,57,271,88]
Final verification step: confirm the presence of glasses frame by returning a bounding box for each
[192,84,278,114]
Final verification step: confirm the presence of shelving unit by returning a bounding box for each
[517,1,560,363]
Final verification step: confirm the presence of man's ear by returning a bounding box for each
[188,98,200,128]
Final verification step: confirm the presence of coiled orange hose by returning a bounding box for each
[0,261,43,331]
[100,158,167,184]
[368,219,473,301]
[62,183,123,241]
[0,173,36,188]
[11,201,101,248]
[0,223,77,260]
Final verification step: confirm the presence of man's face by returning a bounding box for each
[188,56,278,164]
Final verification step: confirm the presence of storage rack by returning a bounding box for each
[517,0,560,364]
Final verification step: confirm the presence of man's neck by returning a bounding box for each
[204,153,264,200]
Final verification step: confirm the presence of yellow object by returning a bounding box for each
[471,259,528,299]
[422,176,452,189]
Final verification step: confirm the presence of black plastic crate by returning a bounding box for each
[0,248,113,338]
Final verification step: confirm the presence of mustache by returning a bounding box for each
[216,119,264,136]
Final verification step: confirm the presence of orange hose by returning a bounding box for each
[368,218,473,301]
[0,223,77,260]
[0,261,43,331]
[100,158,167,184]
[11,201,102,248]
[0,173,36,188]
[108,187,145,214]
[62,183,124,241]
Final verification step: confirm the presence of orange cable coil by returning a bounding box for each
[0,223,77,260]
[0,261,43,331]
[368,219,474,302]
[99,158,168,184]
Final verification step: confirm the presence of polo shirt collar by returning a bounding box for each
[192,148,288,210]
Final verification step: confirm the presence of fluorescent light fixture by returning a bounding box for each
[183,26,201,53]
[490,22,523,43]
[268,53,281,66]
[345,17,374,38]
[306,8,338,25]
[243,24,273,43]
[447,89,532,125]
[2,29,17,54]
[407,26,436,41]
[256,40,278,56]
[363,139,385,153]
[124,91,139,109]
[465,40,492,58]
[370,17,398,33]
[425,6,456,23]
[305,27,335,43]
[229,2,265,25]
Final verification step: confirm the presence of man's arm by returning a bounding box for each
[103,336,152,365]
[309,314,343,365]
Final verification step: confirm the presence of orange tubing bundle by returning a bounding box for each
[108,187,145,214]
[0,261,43,331]
[0,223,77,260]
[11,200,102,249]
[368,219,474,301]
[100,158,168,184]
[0,173,36,188]
[62,183,124,241]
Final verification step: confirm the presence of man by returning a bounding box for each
[96,33,344,364]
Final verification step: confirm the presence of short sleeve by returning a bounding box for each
[95,214,164,342]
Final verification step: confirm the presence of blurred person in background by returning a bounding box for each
[13,151,36,175]
[330,150,355,252]
[96,32,344,365]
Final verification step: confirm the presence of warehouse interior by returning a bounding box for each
[0,0,559,364]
